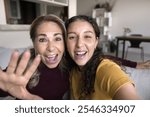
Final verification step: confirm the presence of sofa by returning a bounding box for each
[0,47,150,100]
[125,66,150,99]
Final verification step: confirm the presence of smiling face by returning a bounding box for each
[33,21,64,68]
[66,20,98,67]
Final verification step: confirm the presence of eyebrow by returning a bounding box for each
[67,32,76,35]
[67,31,94,35]
[36,33,63,37]
[36,34,46,37]
[84,31,94,34]
[54,33,63,36]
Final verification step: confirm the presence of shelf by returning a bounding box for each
[23,0,68,6]
[0,24,30,31]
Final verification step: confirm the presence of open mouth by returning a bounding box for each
[75,51,87,59]
[45,54,59,64]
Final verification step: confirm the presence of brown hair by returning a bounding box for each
[30,14,66,42]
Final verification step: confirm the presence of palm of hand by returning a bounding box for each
[0,50,41,99]
[0,73,29,99]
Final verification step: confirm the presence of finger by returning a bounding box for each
[6,50,19,74]
[0,66,2,71]
[0,66,9,91]
[0,66,6,81]
[24,54,41,81]
[15,50,31,76]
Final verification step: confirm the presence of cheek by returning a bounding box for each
[59,45,65,53]
[34,44,46,54]
[88,40,98,49]
[86,42,95,47]
[56,42,65,52]
[67,40,75,47]
[88,45,95,52]
[86,42,97,54]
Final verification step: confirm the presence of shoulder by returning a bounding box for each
[97,59,121,72]
[95,59,133,97]
[96,58,127,78]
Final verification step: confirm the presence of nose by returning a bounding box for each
[47,41,55,52]
[76,36,83,48]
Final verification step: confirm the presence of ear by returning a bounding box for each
[95,37,99,48]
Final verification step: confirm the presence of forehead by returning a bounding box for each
[37,21,62,34]
[68,20,94,33]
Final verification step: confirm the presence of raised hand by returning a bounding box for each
[0,50,42,99]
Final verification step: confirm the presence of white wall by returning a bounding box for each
[110,0,150,37]
[0,31,32,48]
[68,0,77,18]
[77,0,150,55]
[77,0,96,16]
[110,0,150,54]
[0,0,6,24]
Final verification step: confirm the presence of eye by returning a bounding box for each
[55,37,63,41]
[37,37,48,43]
[68,35,77,40]
[84,35,92,39]
[68,36,75,40]
[39,38,46,42]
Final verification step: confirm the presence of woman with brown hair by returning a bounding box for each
[0,14,69,100]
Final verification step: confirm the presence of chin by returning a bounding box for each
[43,57,61,69]
[46,63,59,69]
[75,61,87,66]
[43,60,59,69]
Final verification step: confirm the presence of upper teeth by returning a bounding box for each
[48,54,55,57]
[76,51,86,55]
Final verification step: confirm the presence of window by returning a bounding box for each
[4,0,68,25]
[4,0,21,24]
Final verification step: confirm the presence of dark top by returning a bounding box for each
[0,63,69,100]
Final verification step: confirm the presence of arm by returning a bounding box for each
[0,50,42,100]
[103,55,137,68]
[136,60,150,69]
[97,59,140,100]
[113,83,140,100]
[103,55,150,69]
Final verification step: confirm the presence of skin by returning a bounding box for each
[34,21,64,69]
[136,60,150,69]
[67,20,98,68]
[66,20,139,100]
[0,21,65,100]
[0,50,42,99]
